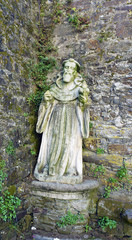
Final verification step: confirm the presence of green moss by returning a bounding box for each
[98,31,112,43]
[27,20,34,34]
[8,185,16,195]
[18,214,32,232]
[98,49,105,60]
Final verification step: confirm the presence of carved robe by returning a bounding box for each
[34,77,90,184]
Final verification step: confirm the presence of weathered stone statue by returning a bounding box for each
[34,58,90,184]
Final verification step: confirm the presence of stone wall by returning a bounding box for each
[0,0,39,237]
[0,0,39,181]
[51,0,132,182]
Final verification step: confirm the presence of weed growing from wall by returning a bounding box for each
[96,148,105,154]
[89,122,93,129]
[85,224,92,232]
[26,1,61,113]
[6,141,15,156]
[93,164,106,177]
[98,216,117,231]
[57,211,84,228]
[116,164,128,180]
[103,164,130,198]
[68,8,90,31]
[98,31,112,43]
[27,56,56,112]
[0,160,21,222]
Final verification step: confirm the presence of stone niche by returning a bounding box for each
[31,180,99,234]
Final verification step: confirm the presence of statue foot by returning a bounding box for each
[42,165,48,175]
[49,167,56,176]
[66,169,77,176]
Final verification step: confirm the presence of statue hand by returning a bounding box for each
[44,90,53,102]
[78,88,88,104]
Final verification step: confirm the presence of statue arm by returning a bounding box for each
[77,80,91,138]
[78,81,91,106]
[36,90,54,133]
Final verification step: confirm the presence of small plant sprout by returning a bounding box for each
[103,186,112,198]
[0,160,21,222]
[6,141,15,156]
[103,176,120,198]
[30,148,36,156]
[108,177,118,183]
[89,122,93,129]
[116,164,128,180]
[56,211,84,228]
[98,216,117,231]
[85,224,92,232]
[23,113,28,117]
[93,164,105,177]
[68,8,90,31]
[96,148,105,154]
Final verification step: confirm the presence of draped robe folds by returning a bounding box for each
[34,78,90,184]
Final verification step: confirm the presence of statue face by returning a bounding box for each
[63,61,77,83]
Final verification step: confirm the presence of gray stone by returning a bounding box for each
[114,116,124,127]
[31,179,99,233]
[0,77,6,85]
[123,209,132,224]
[123,222,132,236]
[32,179,99,193]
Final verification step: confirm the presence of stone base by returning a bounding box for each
[34,172,82,184]
[31,180,99,234]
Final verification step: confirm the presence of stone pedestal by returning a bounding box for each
[31,180,99,235]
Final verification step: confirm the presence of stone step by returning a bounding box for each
[33,234,104,240]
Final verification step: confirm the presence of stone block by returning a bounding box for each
[37,223,56,232]
[31,180,99,233]
[57,225,72,235]
[69,199,90,213]
[116,21,132,39]
[105,222,124,237]
[110,190,132,203]
[83,149,123,168]
[108,144,132,155]
[123,222,132,236]
[57,222,86,235]
[98,198,132,220]
[122,209,132,224]
[98,198,123,219]
[83,137,100,152]
[87,39,101,51]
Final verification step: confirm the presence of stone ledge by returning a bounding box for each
[33,234,104,240]
[83,150,123,168]
[31,179,99,192]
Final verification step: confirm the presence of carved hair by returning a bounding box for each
[62,58,81,72]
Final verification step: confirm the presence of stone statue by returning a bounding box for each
[34,58,90,184]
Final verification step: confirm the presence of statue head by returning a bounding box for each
[62,58,80,83]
